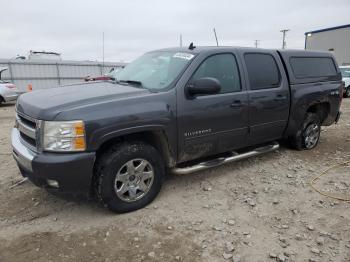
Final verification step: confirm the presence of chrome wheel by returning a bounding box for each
[114,159,154,202]
[304,123,320,149]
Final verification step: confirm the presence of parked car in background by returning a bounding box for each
[84,67,123,82]
[84,75,113,82]
[0,67,18,104]
[28,50,62,61]
[340,66,350,97]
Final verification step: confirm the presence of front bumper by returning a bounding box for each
[3,90,19,102]
[11,128,96,196]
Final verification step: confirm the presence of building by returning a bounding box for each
[305,24,350,65]
[0,58,126,92]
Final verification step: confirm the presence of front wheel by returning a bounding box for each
[95,141,165,213]
[344,87,350,98]
[289,113,321,150]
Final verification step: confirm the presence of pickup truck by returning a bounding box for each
[12,46,342,213]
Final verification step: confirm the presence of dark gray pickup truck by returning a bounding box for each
[12,46,342,213]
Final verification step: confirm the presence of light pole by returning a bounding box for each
[254,40,260,48]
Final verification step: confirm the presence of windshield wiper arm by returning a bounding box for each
[118,79,143,87]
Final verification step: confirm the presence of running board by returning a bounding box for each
[171,142,279,175]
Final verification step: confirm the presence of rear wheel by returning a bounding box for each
[95,141,164,213]
[289,113,321,150]
[0,96,4,105]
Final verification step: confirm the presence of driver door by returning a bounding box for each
[177,52,249,163]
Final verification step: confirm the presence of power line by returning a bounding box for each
[280,29,290,49]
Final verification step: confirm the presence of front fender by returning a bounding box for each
[90,124,166,150]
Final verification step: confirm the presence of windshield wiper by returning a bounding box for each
[118,79,144,88]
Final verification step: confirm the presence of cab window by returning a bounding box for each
[244,53,281,90]
[190,54,241,93]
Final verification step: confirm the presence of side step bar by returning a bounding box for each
[171,142,279,175]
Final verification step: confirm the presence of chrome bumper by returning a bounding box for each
[4,93,19,102]
[11,128,36,172]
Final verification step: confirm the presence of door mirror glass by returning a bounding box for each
[187,77,221,96]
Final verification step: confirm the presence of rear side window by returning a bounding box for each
[290,57,337,78]
[244,53,281,90]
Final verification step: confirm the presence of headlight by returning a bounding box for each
[43,120,86,152]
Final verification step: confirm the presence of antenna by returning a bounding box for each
[213,28,219,46]
[188,42,196,50]
[180,34,183,47]
[254,40,260,48]
[280,29,290,49]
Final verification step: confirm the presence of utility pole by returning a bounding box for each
[254,40,260,48]
[280,29,290,49]
[180,34,183,47]
[102,32,105,73]
[213,28,219,46]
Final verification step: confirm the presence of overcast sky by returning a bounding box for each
[0,0,349,62]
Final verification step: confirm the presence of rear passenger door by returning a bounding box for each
[241,51,290,145]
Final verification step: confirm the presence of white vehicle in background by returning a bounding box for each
[0,67,19,104]
[28,50,62,61]
[340,66,350,97]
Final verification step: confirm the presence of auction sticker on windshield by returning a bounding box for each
[173,53,195,60]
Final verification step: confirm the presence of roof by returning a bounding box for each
[156,46,276,54]
[156,46,333,57]
[305,24,350,35]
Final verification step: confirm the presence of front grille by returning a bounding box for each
[16,112,38,151]
[18,114,36,129]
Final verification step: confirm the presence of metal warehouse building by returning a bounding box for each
[305,24,350,66]
[0,59,126,93]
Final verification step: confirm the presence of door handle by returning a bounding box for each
[274,95,287,101]
[230,100,242,108]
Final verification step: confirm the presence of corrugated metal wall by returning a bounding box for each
[305,27,350,66]
[0,59,126,92]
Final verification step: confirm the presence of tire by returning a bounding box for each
[289,113,321,150]
[95,141,165,213]
[344,87,350,98]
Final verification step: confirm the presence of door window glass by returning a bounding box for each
[190,54,241,93]
[244,53,281,90]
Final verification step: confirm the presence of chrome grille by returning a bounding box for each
[16,112,38,151]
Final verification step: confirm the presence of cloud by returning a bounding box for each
[0,0,349,62]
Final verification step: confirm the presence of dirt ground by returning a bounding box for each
[0,99,349,262]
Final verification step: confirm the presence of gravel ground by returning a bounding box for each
[0,100,349,262]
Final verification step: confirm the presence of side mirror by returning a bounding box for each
[187,77,221,96]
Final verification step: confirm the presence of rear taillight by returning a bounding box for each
[5,84,15,89]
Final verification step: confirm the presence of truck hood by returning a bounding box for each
[16,81,150,120]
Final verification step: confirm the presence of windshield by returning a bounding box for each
[114,51,195,90]
[340,68,350,77]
